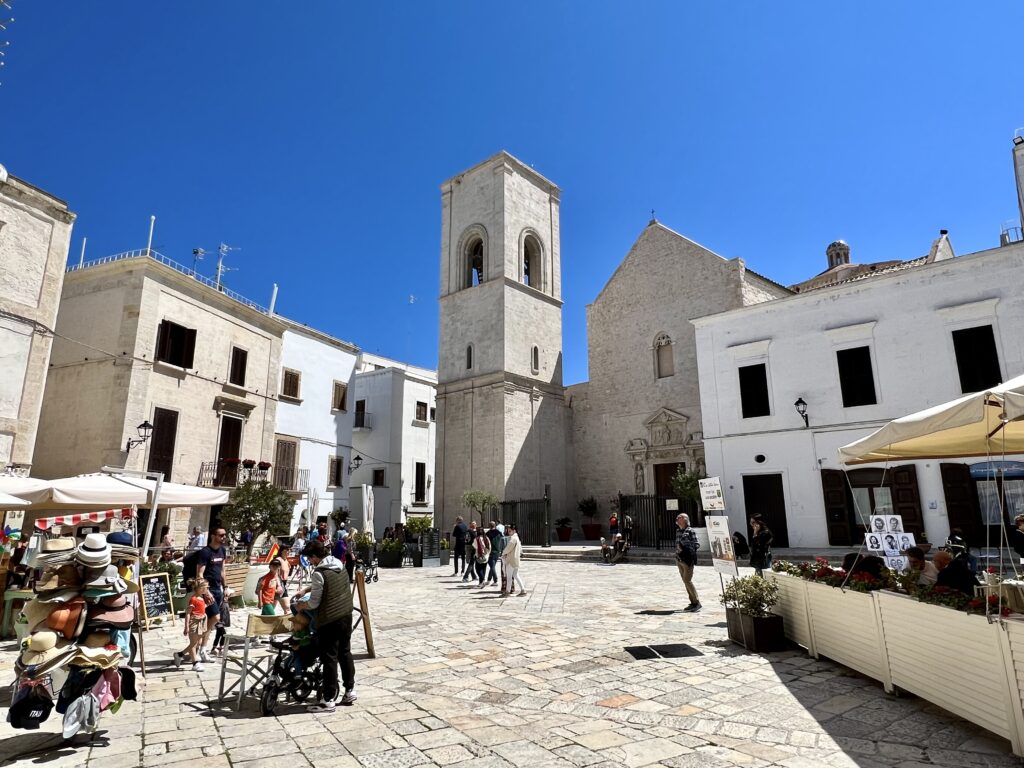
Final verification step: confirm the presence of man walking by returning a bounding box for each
[485,520,503,586]
[675,513,701,612]
[462,521,479,582]
[501,524,527,596]
[451,516,468,577]
[299,540,356,712]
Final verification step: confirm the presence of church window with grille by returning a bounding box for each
[465,238,484,288]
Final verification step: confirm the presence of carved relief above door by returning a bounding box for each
[624,408,706,493]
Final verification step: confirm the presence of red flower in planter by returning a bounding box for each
[257,461,272,470]
[242,459,257,468]
[221,458,240,466]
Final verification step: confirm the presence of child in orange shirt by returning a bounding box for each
[184,578,210,672]
[258,559,283,616]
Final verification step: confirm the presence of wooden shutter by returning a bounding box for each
[282,370,300,399]
[416,401,427,421]
[182,328,197,369]
[891,464,924,535]
[820,469,853,546]
[155,320,171,362]
[333,382,347,411]
[941,462,983,546]
[147,408,178,480]
[230,348,247,386]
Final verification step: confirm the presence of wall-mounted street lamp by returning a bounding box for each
[794,398,809,428]
[349,454,363,473]
[125,421,153,454]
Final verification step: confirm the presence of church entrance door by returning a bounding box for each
[654,463,683,498]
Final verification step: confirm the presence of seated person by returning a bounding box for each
[934,549,979,596]
[288,611,315,676]
[1012,514,1024,560]
[945,528,979,574]
[905,546,938,587]
[841,552,885,580]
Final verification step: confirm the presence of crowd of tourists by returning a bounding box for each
[449,517,527,596]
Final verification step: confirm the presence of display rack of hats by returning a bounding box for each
[6,533,140,737]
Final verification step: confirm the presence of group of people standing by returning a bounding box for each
[450,517,527,597]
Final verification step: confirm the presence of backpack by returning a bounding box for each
[492,534,507,557]
[182,548,202,583]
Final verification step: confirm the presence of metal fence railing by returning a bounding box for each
[617,494,700,549]
[497,498,549,546]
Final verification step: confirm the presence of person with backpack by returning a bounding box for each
[675,513,701,612]
[473,528,492,587]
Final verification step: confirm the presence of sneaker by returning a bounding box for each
[500,591,509,597]
[461,577,469,583]
[308,700,336,713]
[200,649,211,663]
[173,652,182,670]
[340,690,357,706]
[192,662,205,672]
[517,590,527,597]
[684,603,702,613]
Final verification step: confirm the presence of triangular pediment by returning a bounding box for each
[643,408,688,428]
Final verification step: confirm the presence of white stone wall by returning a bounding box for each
[0,174,74,469]
[696,240,1024,547]
[276,327,358,530]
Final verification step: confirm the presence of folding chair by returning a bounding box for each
[218,613,292,710]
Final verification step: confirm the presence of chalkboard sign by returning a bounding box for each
[139,573,175,629]
[420,529,440,559]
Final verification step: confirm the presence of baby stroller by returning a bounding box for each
[356,545,379,583]
[259,637,323,716]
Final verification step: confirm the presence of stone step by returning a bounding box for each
[521,546,712,565]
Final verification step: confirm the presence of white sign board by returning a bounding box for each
[699,477,725,512]
[665,499,679,511]
[707,515,738,577]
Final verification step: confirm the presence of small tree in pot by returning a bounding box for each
[577,496,600,540]
[719,575,785,652]
[378,537,404,568]
[554,516,573,543]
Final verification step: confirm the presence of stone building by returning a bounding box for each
[434,152,571,529]
[33,250,286,545]
[568,222,790,521]
[0,165,75,474]
[350,352,437,537]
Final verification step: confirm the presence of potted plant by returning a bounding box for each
[257,461,272,471]
[439,538,450,567]
[222,457,240,467]
[353,531,373,563]
[242,458,257,469]
[554,516,573,543]
[577,497,601,540]
[378,537,404,568]
[720,575,785,652]
[330,506,351,530]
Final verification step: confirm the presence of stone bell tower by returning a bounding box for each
[434,151,569,530]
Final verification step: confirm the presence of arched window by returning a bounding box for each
[531,345,540,374]
[466,344,474,371]
[465,238,484,288]
[522,234,542,289]
[654,333,674,378]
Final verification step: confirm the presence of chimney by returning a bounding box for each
[826,240,850,269]
[1014,132,1024,231]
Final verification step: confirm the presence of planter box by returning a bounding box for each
[581,523,602,540]
[725,608,786,652]
[804,579,890,687]
[771,572,814,651]
[556,527,572,542]
[378,550,403,568]
[439,550,450,567]
[878,590,1018,745]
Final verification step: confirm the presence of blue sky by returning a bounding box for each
[3,3,1022,384]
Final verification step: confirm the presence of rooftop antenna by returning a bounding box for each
[215,242,240,290]
[191,247,206,276]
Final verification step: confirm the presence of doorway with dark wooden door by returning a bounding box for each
[654,462,683,497]
[742,474,790,548]
[214,415,243,487]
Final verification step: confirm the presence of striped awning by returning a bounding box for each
[34,507,135,531]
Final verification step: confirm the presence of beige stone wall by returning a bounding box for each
[0,174,75,470]
[34,258,284,487]
[568,223,789,524]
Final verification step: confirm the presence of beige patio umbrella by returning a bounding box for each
[0,490,31,509]
[25,473,230,509]
[0,476,52,505]
[839,373,1024,465]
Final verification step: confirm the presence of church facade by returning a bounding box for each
[434,151,789,530]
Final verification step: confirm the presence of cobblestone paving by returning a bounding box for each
[1,561,1020,767]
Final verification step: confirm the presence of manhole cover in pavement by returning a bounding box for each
[624,644,703,660]
[635,609,679,615]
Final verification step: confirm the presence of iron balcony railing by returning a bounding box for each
[353,411,373,429]
[67,249,270,314]
[197,462,309,492]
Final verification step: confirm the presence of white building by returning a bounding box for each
[694,234,1024,550]
[275,323,360,532]
[0,166,75,474]
[351,352,437,537]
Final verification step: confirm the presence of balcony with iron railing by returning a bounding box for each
[197,462,309,492]
[1000,224,1023,247]
[353,411,373,430]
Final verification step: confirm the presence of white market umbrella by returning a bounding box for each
[0,476,52,505]
[363,484,375,540]
[6,473,229,510]
[0,491,32,509]
[839,373,1024,465]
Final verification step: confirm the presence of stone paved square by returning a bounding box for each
[1,561,1021,767]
